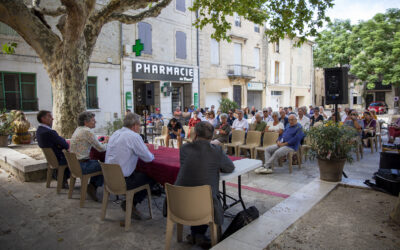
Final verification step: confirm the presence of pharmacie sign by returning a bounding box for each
[132,61,194,82]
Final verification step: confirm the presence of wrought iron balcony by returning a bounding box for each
[227,65,255,79]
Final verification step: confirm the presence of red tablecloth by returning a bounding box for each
[90,144,242,185]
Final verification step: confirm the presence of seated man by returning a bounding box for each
[211,113,231,145]
[232,110,249,131]
[256,115,304,174]
[252,112,267,132]
[70,111,106,201]
[36,110,70,187]
[105,113,155,219]
[166,118,185,148]
[175,122,235,247]
[151,108,163,124]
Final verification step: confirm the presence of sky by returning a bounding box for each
[326,0,400,24]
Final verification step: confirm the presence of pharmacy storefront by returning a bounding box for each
[124,60,198,117]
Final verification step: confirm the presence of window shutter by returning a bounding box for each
[176,31,187,59]
[176,0,186,12]
[138,22,152,55]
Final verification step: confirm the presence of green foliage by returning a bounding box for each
[307,121,357,163]
[219,98,239,113]
[190,0,333,45]
[1,42,17,54]
[0,110,15,136]
[104,118,123,136]
[314,8,400,87]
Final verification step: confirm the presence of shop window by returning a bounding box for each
[87,76,98,109]
[0,72,37,111]
[176,0,186,12]
[210,38,220,65]
[138,22,152,55]
[176,31,187,59]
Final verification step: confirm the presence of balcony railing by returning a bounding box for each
[227,65,255,79]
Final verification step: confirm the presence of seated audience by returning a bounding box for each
[175,122,235,247]
[279,110,289,128]
[216,109,222,123]
[319,106,328,119]
[328,112,342,123]
[36,110,70,187]
[207,111,218,127]
[262,108,273,123]
[70,111,106,201]
[266,111,284,135]
[362,111,376,147]
[309,105,314,117]
[232,110,249,131]
[173,107,182,120]
[211,113,231,145]
[182,107,191,125]
[151,108,163,124]
[250,106,257,116]
[288,106,296,115]
[310,107,324,126]
[344,110,363,134]
[188,111,202,138]
[389,117,400,143]
[252,112,267,132]
[256,115,304,174]
[370,109,378,120]
[105,113,155,219]
[227,109,236,126]
[342,107,350,122]
[166,118,185,148]
[297,107,310,130]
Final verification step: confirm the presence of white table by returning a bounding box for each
[220,158,263,211]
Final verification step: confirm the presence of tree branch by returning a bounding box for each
[0,0,61,65]
[32,6,66,17]
[107,0,172,24]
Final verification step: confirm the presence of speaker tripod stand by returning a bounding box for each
[333,103,348,179]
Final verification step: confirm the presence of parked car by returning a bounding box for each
[368,101,388,114]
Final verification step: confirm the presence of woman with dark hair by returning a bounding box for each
[243,107,249,119]
[362,111,376,147]
[188,111,201,138]
[182,107,191,125]
[328,112,342,123]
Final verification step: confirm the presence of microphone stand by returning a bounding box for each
[143,108,149,143]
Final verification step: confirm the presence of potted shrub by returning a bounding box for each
[307,121,358,182]
[0,110,15,147]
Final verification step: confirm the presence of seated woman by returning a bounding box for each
[266,111,284,135]
[173,107,182,120]
[206,111,218,128]
[188,111,202,138]
[362,111,376,147]
[166,118,185,148]
[328,112,342,124]
[388,117,400,143]
[211,113,231,145]
[182,107,191,125]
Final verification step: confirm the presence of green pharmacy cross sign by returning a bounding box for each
[132,39,144,56]
[161,82,171,97]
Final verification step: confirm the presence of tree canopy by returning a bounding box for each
[313,8,400,88]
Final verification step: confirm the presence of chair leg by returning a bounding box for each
[46,167,52,188]
[146,185,153,219]
[100,189,110,221]
[288,152,293,173]
[210,222,218,246]
[125,193,134,231]
[68,177,76,199]
[375,137,378,151]
[370,138,374,153]
[56,166,65,194]
[80,176,89,208]
[176,223,183,242]
[297,151,302,169]
[379,136,382,149]
[164,218,174,250]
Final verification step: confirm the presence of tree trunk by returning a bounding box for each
[49,48,89,138]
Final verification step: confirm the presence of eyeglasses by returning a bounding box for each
[351,113,357,116]
[263,111,268,113]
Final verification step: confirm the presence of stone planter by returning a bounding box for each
[0,135,9,147]
[317,158,346,182]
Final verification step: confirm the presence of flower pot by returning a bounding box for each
[0,135,9,147]
[317,158,346,182]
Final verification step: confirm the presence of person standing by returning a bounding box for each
[70,112,107,201]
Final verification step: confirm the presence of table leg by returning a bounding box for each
[222,180,227,209]
[238,176,246,210]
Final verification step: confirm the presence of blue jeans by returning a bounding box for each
[79,160,103,187]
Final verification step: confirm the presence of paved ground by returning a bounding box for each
[0,136,389,250]
[267,186,400,250]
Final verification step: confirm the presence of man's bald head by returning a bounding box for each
[288,114,297,126]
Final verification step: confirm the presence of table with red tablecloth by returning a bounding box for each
[89,144,242,185]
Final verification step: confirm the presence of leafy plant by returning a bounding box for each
[104,118,123,136]
[1,42,17,54]
[307,121,358,163]
[0,110,15,136]
[219,98,239,113]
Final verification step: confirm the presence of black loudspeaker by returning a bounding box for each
[324,67,348,104]
[145,83,154,106]
[135,84,146,106]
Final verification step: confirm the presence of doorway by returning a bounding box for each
[365,94,374,108]
[233,85,242,107]
[247,91,262,110]
[171,82,192,111]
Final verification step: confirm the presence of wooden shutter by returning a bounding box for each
[176,0,186,12]
[176,31,187,59]
[138,22,152,54]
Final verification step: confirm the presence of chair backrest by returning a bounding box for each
[263,132,279,147]
[231,129,246,144]
[249,123,256,131]
[165,183,214,225]
[62,150,83,177]
[245,131,262,146]
[183,126,189,137]
[99,162,127,195]
[161,126,168,136]
[189,127,196,140]
[41,148,60,169]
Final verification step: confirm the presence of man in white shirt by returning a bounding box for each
[105,113,155,217]
[297,107,310,130]
[232,110,249,131]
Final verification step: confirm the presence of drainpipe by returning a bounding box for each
[264,31,269,108]
[311,43,314,106]
[196,10,200,108]
[119,23,125,116]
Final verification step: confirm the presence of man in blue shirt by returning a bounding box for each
[256,114,304,174]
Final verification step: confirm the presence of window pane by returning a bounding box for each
[88,77,96,85]
[138,22,152,54]
[210,39,219,65]
[22,101,37,111]
[5,92,20,110]
[176,0,186,12]
[176,31,187,59]
[4,73,19,91]
[88,85,97,108]
[21,84,35,100]
[21,74,35,83]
